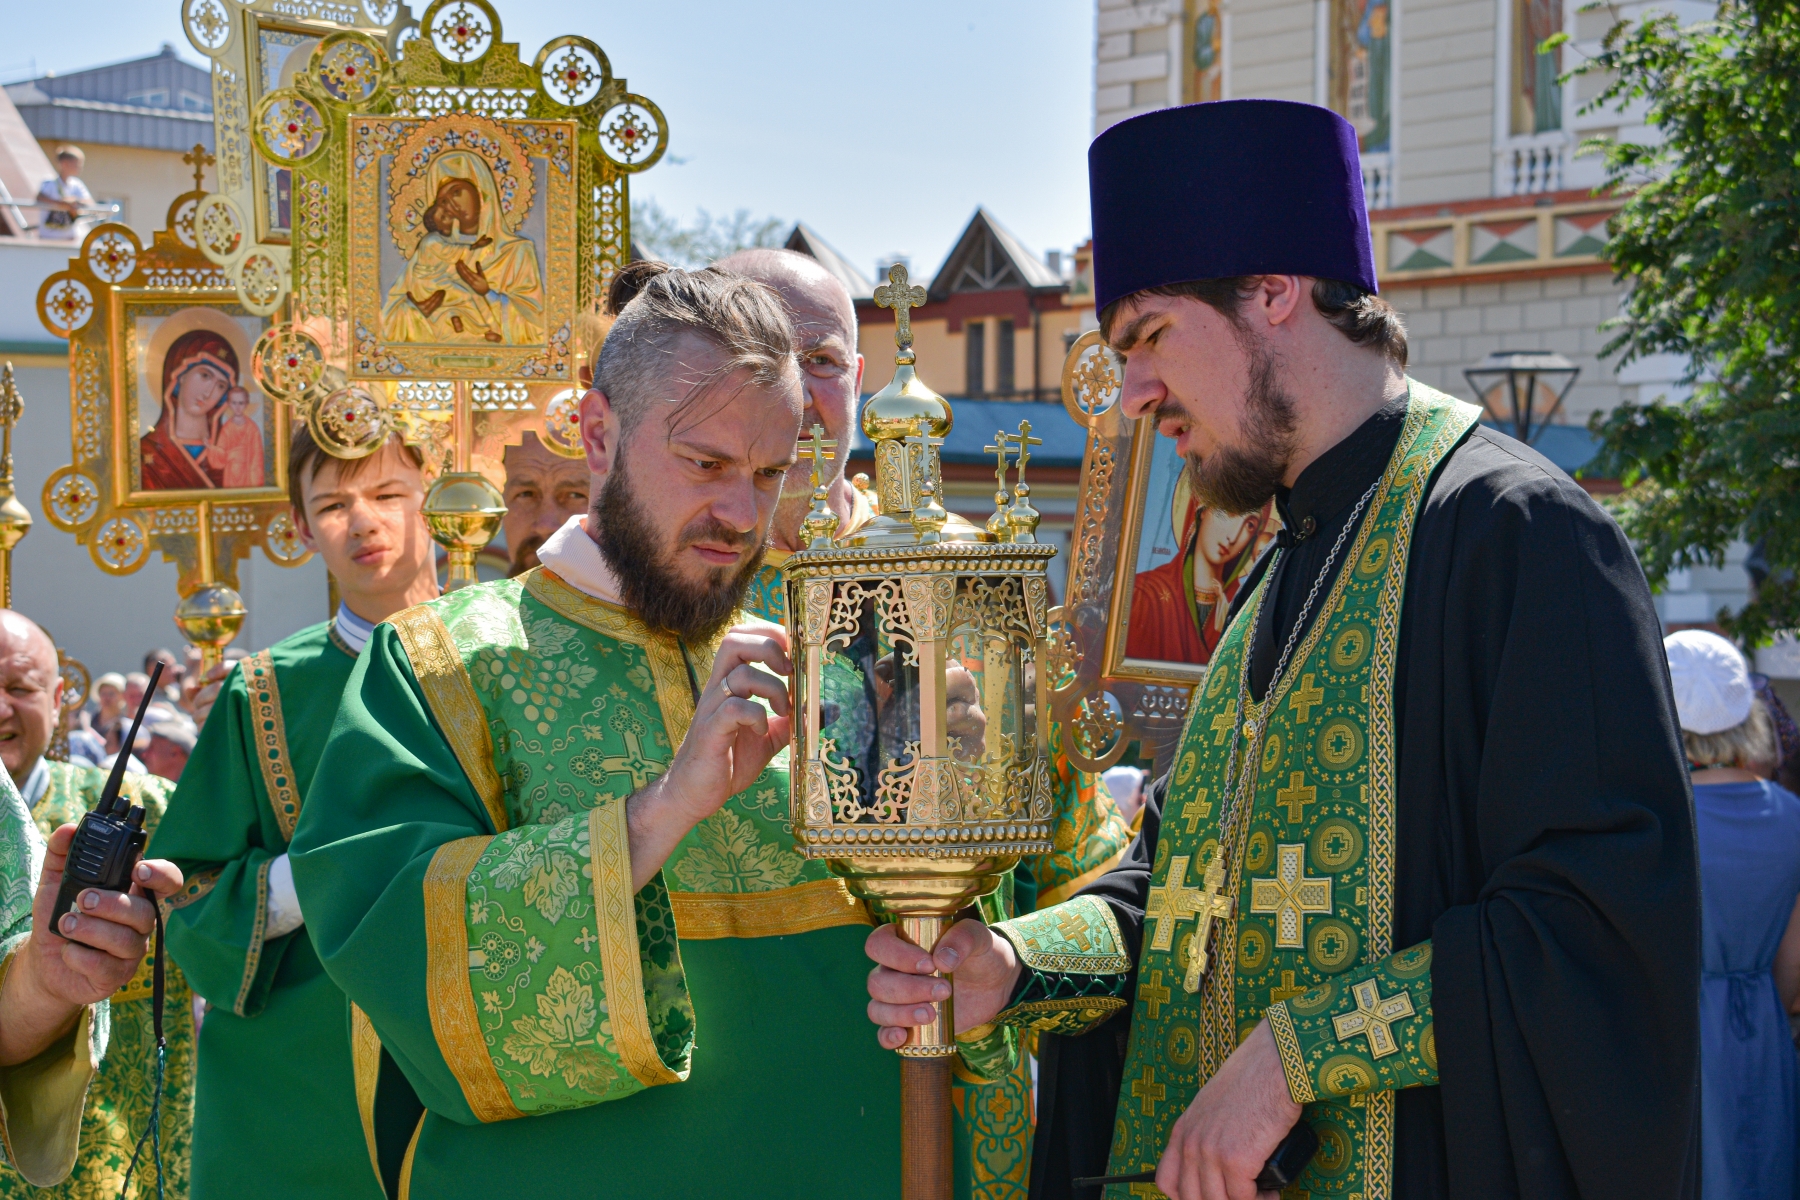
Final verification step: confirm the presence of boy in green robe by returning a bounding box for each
[719,246,1132,1200]
[0,766,186,1190]
[149,428,439,1200]
[293,263,919,1199]
[0,611,192,1200]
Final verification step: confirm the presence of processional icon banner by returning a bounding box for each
[35,0,668,662]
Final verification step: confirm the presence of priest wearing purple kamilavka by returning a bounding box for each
[866,98,1700,1200]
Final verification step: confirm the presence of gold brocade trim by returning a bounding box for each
[526,567,705,743]
[1036,842,1130,910]
[668,878,872,939]
[588,802,685,1089]
[328,621,359,659]
[395,1113,424,1200]
[350,1003,382,1190]
[423,835,521,1123]
[1006,994,1129,1030]
[244,651,302,842]
[1264,1001,1316,1105]
[233,857,270,1017]
[390,605,509,835]
[111,951,162,1005]
[161,867,220,914]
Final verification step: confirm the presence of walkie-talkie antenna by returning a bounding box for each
[101,662,163,815]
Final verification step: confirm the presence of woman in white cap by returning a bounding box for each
[1666,628,1800,1199]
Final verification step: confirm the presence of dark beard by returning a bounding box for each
[508,533,545,578]
[1171,342,1298,515]
[591,455,766,643]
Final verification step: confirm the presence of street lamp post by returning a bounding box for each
[1463,350,1581,446]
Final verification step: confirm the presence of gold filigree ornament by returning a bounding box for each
[1060,329,1123,422]
[539,387,585,457]
[193,194,246,264]
[1046,327,1225,775]
[309,385,391,458]
[252,90,329,166]
[41,468,101,531]
[251,324,327,401]
[262,510,311,564]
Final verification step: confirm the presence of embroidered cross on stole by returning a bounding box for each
[1103,385,1479,1200]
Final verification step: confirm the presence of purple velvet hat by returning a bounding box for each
[1088,99,1378,313]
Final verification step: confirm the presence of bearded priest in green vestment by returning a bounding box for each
[149,428,440,1200]
[868,101,1700,1200]
[721,246,1133,1200]
[0,763,185,1191]
[292,262,909,1199]
[0,611,194,1200]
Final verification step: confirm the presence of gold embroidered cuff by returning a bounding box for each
[232,857,271,1017]
[1264,1001,1316,1105]
[588,800,685,1088]
[423,835,522,1123]
[992,894,1130,975]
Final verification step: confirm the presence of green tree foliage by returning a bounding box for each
[1579,0,1800,643]
[629,198,786,269]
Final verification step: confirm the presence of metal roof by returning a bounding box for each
[937,400,1085,468]
[6,45,213,153]
[785,222,876,302]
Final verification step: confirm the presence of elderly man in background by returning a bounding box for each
[140,716,196,784]
[0,771,184,1189]
[500,430,590,575]
[0,611,196,1200]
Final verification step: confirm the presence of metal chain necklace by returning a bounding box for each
[1184,473,1383,992]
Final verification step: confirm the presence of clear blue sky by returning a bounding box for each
[4,0,1098,283]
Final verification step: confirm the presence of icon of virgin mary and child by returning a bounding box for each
[380,150,546,346]
[139,330,266,492]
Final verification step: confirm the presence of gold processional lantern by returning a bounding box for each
[783,265,1055,1199]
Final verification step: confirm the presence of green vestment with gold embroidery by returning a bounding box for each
[0,768,108,1191]
[148,621,383,1200]
[984,387,1479,1200]
[7,761,194,1200]
[291,568,901,1199]
[750,534,1132,1200]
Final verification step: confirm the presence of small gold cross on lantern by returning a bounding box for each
[983,432,1012,541]
[182,143,216,194]
[1002,421,1043,543]
[904,420,948,543]
[797,423,841,549]
[1332,978,1416,1058]
[873,263,928,365]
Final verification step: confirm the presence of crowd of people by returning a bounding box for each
[0,96,1790,1200]
[56,646,242,784]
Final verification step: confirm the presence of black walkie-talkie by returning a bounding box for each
[52,662,162,926]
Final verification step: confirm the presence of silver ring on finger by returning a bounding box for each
[721,676,735,699]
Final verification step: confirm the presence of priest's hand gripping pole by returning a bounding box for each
[783,264,1057,1200]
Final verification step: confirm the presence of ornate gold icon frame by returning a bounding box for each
[35,187,311,593]
[1047,330,1267,775]
[179,0,417,316]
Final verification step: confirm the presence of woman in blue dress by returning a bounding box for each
[1667,629,1800,1199]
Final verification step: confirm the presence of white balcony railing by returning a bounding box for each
[1362,152,1394,210]
[1496,132,1570,197]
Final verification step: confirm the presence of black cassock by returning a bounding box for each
[1032,398,1701,1200]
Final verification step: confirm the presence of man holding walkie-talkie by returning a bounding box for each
[0,716,183,1189]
